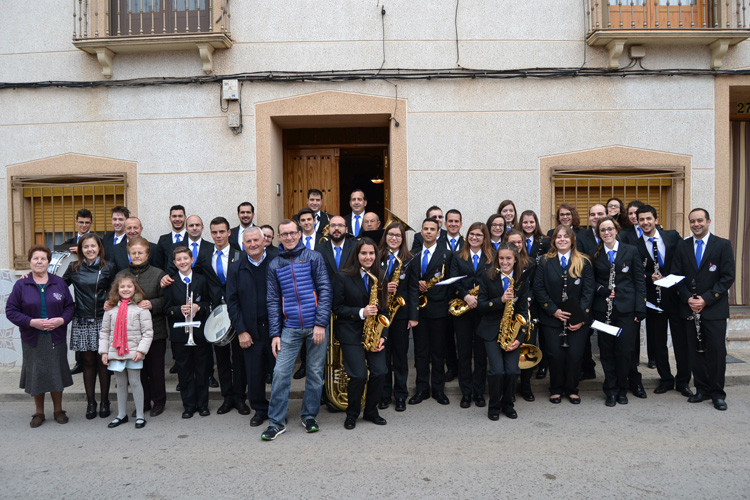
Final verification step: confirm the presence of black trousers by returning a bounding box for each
[453,311,487,397]
[172,340,210,411]
[214,334,247,404]
[412,317,447,394]
[596,311,639,397]
[141,338,167,409]
[242,321,270,414]
[628,320,643,389]
[484,339,520,410]
[646,309,691,388]
[444,322,458,374]
[382,318,410,400]
[581,329,597,375]
[685,317,727,400]
[341,342,387,418]
[541,323,587,395]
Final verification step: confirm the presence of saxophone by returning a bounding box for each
[385,250,406,324]
[362,267,390,352]
[449,285,479,317]
[497,271,527,350]
[418,260,445,309]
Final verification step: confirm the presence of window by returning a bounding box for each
[111,0,210,36]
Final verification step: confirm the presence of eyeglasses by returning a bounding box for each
[279,231,300,239]
[606,203,620,209]
[386,233,402,239]
[559,213,572,218]
[431,215,444,219]
[490,223,504,228]
[467,233,483,239]
[599,227,616,233]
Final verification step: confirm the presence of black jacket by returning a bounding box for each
[477,271,530,342]
[591,243,647,318]
[633,229,682,307]
[225,254,270,341]
[164,272,210,343]
[410,243,452,319]
[379,252,419,322]
[533,255,595,328]
[62,259,117,319]
[333,271,389,345]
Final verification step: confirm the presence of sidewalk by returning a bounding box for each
[1,349,748,402]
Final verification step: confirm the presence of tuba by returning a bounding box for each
[497,271,528,350]
[325,312,349,411]
[449,285,479,317]
[362,267,390,351]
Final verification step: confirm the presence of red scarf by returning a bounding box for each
[112,298,131,356]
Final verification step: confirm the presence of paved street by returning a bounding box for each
[2,384,749,499]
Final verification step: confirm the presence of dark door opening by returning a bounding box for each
[339,148,387,224]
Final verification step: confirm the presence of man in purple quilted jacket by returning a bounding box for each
[261,219,332,441]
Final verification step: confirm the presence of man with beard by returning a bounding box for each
[230,202,257,252]
[154,205,187,270]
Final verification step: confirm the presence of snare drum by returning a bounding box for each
[204,304,236,347]
[48,251,77,277]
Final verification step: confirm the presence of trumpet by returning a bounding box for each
[173,284,201,346]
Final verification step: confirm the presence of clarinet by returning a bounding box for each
[560,272,570,348]
[605,260,616,325]
[688,279,705,353]
[652,238,662,307]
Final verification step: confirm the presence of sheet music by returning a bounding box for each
[435,275,466,286]
[591,320,622,337]
[653,274,684,288]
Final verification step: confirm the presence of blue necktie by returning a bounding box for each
[473,254,479,271]
[363,273,369,292]
[421,249,430,276]
[175,234,181,243]
[526,238,533,255]
[608,250,615,265]
[334,246,341,270]
[306,236,312,249]
[114,235,120,245]
[695,239,703,268]
[450,238,456,251]
[388,254,395,278]
[354,215,361,237]
[595,236,601,245]
[502,277,510,292]
[560,256,567,269]
[314,214,320,232]
[191,243,198,268]
[216,250,225,285]
[649,237,664,268]
[492,241,499,251]
[184,276,190,285]
[637,227,643,238]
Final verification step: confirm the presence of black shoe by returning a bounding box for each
[688,392,708,403]
[344,416,357,429]
[86,402,97,420]
[235,402,251,415]
[617,394,629,405]
[580,371,596,380]
[198,408,210,417]
[474,395,486,408]
[182,410,195,419]
[176,384,181,392]
[605,395,616,407]
[293,364,306,380]
[378,398,391,410]
[169,364,178,374]
[549,395,562,404]
[135,418,146,429]
[363,414,387,425]
[99,401,111,419]
[460,395,472,408]
[521,391,535,402]
[108,416,129,428]
[302,418,320,433]
[70,362,83,375]
[250,413,268,427]
[395,398,406,412]
[654,384,673,394]
[677,386,694,398]
[632,385,647,399]
[535,366,547,379]
[432,392,450,405]
[713,398,727,411]
[408,391,429,405]
[217,401,234,414]
[647,360,657,369]
[488,410,500,421]
[208,376,219,388]
[445,369,458,383]
[502,407,518,419]
[265,373,273,385]
[568,395,581,405]
[150,404,165,417]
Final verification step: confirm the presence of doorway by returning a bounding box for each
[338,148,388,223]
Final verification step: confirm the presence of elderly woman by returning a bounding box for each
[63,233,117,420]
[6,245,75,428]
[121,237,168,417]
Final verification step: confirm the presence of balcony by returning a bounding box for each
[72,0,232,78]
[586,0,750,68]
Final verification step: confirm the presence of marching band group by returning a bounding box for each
[6,189,736,439]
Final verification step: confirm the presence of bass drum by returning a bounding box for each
[48,251,77,277]
[204,304,236,347]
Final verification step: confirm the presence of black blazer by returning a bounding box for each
[198,244,241,308]
[154,232,186,271]
[316,237,355,281]
[163,238,213,276]
[380,252,419,322]
[164,272,210,343]
[618,225,641,246]
[633,229,682,307]
[591,243,647,318]
[102,232,124,261]
[229,224,257,252]
[410,243,452,319]
[476,271,529,342]
[533,255,595,328]
[576,228,599,260]
[225,255,269,341]
[527,236,550,263]
[410,229,448,254]
[449,250,491,305]
[673,234,735,320]
[333,271,388,345]
[345,212,366,238]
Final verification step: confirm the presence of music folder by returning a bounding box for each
[560,296,587,325]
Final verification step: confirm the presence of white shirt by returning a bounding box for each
[303,233,317,251]
[446,234,461,251]
[603,239,620,261]
[179,271,194,284]
[313,211,322,233]
[421,241,437,274]
[172,230,187,244]
[212,245,230,275]
[642,230,666,263]
[693,232,710,255]
[558,251,571,267]
[113,233,125,245]
[470,249,482,262]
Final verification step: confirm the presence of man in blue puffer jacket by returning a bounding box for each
[261,219,332,441]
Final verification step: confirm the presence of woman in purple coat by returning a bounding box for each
[6,245,75,428]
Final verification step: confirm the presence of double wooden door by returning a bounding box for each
[283,148,340,219]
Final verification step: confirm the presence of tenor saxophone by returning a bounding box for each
[449,285,479,317]
[497,271,527,350]
[362,267,390,352]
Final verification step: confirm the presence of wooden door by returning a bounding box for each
[283,148,340,219]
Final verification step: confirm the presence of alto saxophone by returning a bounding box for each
[605,260,616,324]
[386,250,406,324]
[497,271,527,350]
[418,260,445,309]
[449,285,479,317]
[362,267,390,352]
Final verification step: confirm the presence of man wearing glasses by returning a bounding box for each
[262,219,332,440]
